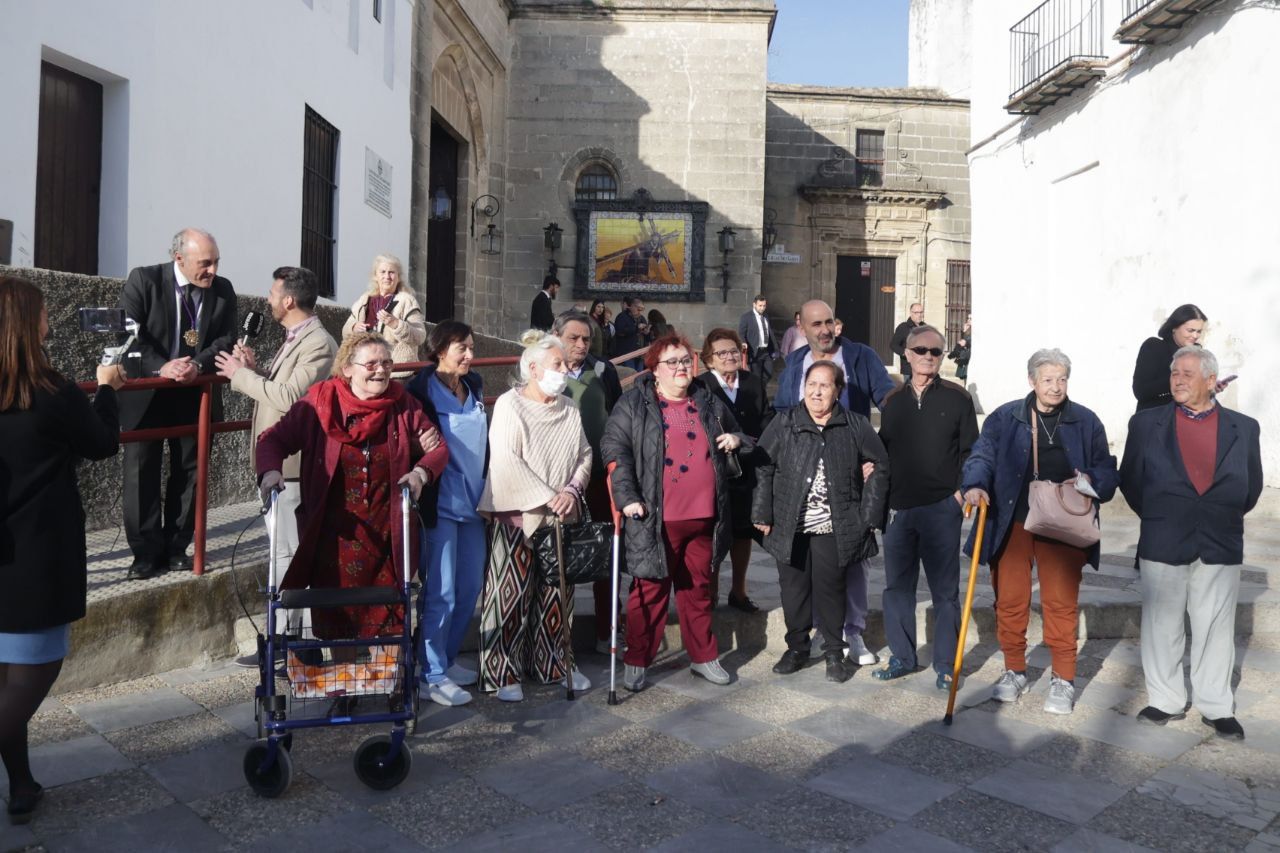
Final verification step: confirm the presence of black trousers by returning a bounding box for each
[777,532,847,655]
[123,434,198,566]
[749,348,774,384]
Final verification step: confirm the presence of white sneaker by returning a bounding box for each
[563,668,591,691]
[496,683,524,702]
[847,634,879,666]
[690,659,732,685]
[623,664,647,692]
[992,669,1029,703]
[427,677,472,707]
[446,663,478,686]
[1043,674,1076,715]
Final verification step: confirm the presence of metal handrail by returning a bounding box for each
[1008,0,1106,102]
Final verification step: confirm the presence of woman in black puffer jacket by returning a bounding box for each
[601,333,751,693]
[752,360,889,683]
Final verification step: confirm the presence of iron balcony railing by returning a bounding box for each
[1009,0,1107,103]
[1117,0,1223,43]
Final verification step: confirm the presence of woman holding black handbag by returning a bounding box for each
[476,330,592,702]
[960,348,1118,716]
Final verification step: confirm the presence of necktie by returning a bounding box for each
[180,284,198,354]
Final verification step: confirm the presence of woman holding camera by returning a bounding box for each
[0,276,124,824]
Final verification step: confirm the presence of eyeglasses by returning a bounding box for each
[355,359,395,371]
[658,357,694,369]
[711,349,740,360]
[909,346,944,357]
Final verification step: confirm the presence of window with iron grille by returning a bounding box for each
[302,106,339,298]
[945,260,972,347]
[855,130,885,188]
[575,162,618,201]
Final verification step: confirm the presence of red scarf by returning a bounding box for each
[312,376,402,445]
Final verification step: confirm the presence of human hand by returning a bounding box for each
[963,488,990,507]
[622,502,646,520]
[862,462,875,481]
[397,468,428,501]
[754,522,771,536]
[214,351,243,381]
[259,471,284,505]
[953,490,963,506]
[95,363,126,390]
[233,343,257,370]
[159,357,194,381]
[547,490,576,518]
[377,310,400,330]
[418,427,442,454]
[715,432,741,452]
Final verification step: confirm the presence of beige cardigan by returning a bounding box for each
[342,287,427,371]
[479,388,592,538]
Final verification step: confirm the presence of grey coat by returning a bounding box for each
[752,403,890,567]
[600,373,752,579]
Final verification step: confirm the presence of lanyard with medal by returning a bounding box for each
[178,282,202,349]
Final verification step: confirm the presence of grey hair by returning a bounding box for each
[170,228,215,257]
[514,328,565,387]
[1026,348,1072,379]
[553,309,592,336]
[905,324,944,346]
[1171,345,1218,379]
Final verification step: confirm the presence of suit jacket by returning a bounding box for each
[117,262,237,431]
[1120,403,1262,566]
[530,290,555,331]
[738,309,776,355]
[231,319,338,479]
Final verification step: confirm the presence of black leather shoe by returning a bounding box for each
[7,785,42,824]
[169,554,192,572]
[1202,715,1245,740]
[727,593,760,613]
[772,649,809,675]
[126,560,164,580]
[1136,706,1186,726]
[825,653,857,683]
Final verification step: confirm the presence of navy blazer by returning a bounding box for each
[960,394,1119,568]
[1120,403,1262,566]
[772,338,894,418]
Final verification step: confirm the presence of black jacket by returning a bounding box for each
[405,364,487,529]
[600,374,751,579]
[878,376,979,510]
[530,290,555,331]
[752,403,889,567]
[692,370,773,492]
[117,262,237,430]
[1131,335,1178,412]
[0,381,120,631]
[891,319,922,375]
[1120,403,1262,566]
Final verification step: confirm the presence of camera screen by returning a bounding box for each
[78,308,128,333]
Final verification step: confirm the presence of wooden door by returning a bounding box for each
[35,62,103,274]
[425,119,460,322]
[835,255,895,363]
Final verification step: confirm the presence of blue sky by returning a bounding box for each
[768,0,909,89]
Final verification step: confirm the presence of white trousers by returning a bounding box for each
[1139,558,1240,719]
[268,481,306,635]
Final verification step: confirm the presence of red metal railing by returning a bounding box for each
[77,345,670,576]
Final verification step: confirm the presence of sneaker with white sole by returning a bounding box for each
[846,634,879,666]
[623,664,646,692]
[563,668,591,691]
[991,669,1029,703]
[427,678,472,707]
[446,663,477,686]
[496,683,524,702]
[1043,674,1075,715]
[690,659,731,685]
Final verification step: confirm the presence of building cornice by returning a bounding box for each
[800,184,947,208]
[509,0,776,27]
[768,83,968,108]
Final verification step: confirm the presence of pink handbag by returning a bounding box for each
[1023,409,1100,549]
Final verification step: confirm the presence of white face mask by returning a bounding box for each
[537,368,567,396]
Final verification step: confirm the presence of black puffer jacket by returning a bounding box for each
[752,403,890,567]
[600,373,752,579]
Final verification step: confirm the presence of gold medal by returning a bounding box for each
[184,329,200,348]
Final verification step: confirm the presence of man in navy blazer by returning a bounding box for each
[773,299,894,417]
[1120,346,1261,740]
[117,228,237,579]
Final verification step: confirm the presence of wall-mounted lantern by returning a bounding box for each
[471,194,502,256]
[429,186,453,221]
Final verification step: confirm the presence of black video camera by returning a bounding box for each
[78,307,140,366]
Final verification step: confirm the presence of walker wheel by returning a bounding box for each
[353,734,412,790]
[243,740,293,798]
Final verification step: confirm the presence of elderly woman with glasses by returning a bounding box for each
[601,333,752,691]
[342,254,427,376]
[256,332,449,641]
[692,328,773,612]
[961,348,1119,716]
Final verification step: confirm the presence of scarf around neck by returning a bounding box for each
[312,376,403,445]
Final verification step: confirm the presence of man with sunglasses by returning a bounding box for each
[874,325,979,688]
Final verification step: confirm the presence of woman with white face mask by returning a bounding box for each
[476,330,593,701]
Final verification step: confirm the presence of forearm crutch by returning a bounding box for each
[606,462,622,706]
[554,517,576,701]
[944,499,988,726]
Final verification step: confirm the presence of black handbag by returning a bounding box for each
[715,414,744,479]
[530,498,614,585]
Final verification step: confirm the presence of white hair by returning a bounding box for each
[1172,345,1218,379]
[515,329,565,387]
[170,228,215,257]
[1026,348,1071,380]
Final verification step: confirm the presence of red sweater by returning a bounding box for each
[1175,407,1218,496]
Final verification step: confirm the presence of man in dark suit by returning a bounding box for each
[530,275,559,331]
[117,228,237,579]
[738,294,777,383]
[890,302,925,378]
[1121,346,1261,740]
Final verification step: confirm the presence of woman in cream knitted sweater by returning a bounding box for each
[477,330,592,701]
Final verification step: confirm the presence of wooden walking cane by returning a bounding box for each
[944,498,988,726]
[554,517,576,701]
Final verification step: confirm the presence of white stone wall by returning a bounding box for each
[909,0,973,98]
[0,0,414,309]
[968,0,1280,482]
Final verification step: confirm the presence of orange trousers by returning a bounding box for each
[990,521,1087,681]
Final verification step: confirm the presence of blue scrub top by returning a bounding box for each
[427,374,487,523]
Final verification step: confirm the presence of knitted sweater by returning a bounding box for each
[478,388,593,537]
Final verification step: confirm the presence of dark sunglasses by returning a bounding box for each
[909,346,944,357]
